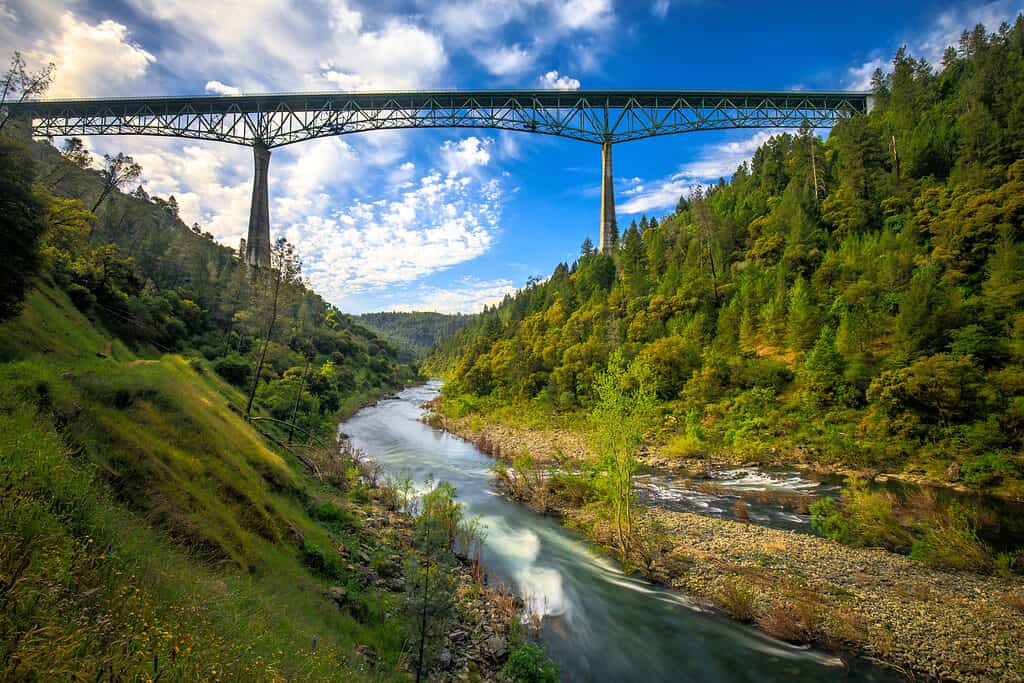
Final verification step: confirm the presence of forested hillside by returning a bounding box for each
[431,19,1024,495]
[0,79,527,680]
[357,311,473,361]
[3,123,416,436]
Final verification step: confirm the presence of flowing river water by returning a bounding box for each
[342,382,903,682]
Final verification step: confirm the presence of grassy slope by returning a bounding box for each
[0,284,406,681]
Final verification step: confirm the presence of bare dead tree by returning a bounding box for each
[92,153,142,213]
[0,52,55,131]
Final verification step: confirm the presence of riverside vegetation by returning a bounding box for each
[425,19,1024,681]
[0,58,558,680]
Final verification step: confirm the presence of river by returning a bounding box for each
[342,382,903,682]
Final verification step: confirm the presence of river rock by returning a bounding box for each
[484,634,508,661]
[326,586,347,607]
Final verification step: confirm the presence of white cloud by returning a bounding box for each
[537,69,581,89]
[475,43,535,77]
[204,80,240,95]
[845,0,1023,89]
[431,0,536,40]
[286,168,505,302]
[846,57,888,91]
[387,277,517,314]
[652,0,671,18]
[125,0,447,92]
[440,136,492,175]
[34,12,154,98]
[619,130,786,214]
[552,0,613,31]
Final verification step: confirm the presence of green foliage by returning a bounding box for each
[591,351,657,559]
[356,311,472,361]
[0,285,413,681]
[501,643,560,682]
[810,479,912,551]
[300,540,343,579]
[426,18,1024,493]
[909,503,993,572]
[212,351,251,387]
[0,136,47,320]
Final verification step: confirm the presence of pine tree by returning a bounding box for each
[786,276,819,352]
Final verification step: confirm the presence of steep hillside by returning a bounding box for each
[430,19,1024,497]
[7,122,418,437]
[0,284,411,680]
[355,311,473,362]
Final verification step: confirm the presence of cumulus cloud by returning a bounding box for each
[125,0,447,92]
[285,168,504,302]
[440,136,492,175]
[537,70,581,89]
[552,0,613,31]
[204,80,240,95]
[34,13,154,97]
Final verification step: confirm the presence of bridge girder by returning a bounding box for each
[10,89,869,264]
[12,90,869,148]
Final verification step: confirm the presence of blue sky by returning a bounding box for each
[3,0,1022,312]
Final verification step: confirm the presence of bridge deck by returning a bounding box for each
[11,89,870,147]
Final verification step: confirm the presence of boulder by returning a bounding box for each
[327,586,347,608]
[483,634,508,661]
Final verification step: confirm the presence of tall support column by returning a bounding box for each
[245,141,271,267]
[599,140,617,254]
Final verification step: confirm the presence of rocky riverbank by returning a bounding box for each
[302,436,524,682]
[427,399,1024,503]
[430,403,1024,682]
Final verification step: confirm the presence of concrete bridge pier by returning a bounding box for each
[245,141,271,267]
[599,140,617,254]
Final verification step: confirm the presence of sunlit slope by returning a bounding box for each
[0,284,405,680]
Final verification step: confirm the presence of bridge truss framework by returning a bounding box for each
[11,90,870,263]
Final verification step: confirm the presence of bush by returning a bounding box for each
[65,282,96,310]
[501,643,559,683]
[312,502,359,533]
[810,478,912,551]
[960,452,1019,487]
[213,352,251,387]
[756,601,820,644]
[717,576,756,622]
[909,503,993,572]
[299,541,342,579]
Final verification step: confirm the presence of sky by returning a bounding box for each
[3,0,1022,313]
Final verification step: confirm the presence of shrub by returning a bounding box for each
[717,576,757,622]
[810,478,912,551]
[213,352,251,387]
[909,503,993,572]
[312,502,359,533]
[960,452,1019,487]
[994,551,1021,578]
[300,541,342,579]
[757,601,820,644]
[501,643,560,683]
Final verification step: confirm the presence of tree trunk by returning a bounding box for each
[287,362,311,444]
[91,184,113,213]
[416,560,430,683]
[245,270,282,419]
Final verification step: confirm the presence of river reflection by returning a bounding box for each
[341,382,904,682]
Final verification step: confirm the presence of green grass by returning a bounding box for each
[0,284,411,680]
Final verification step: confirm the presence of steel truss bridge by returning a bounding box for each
[10,90,870,264]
